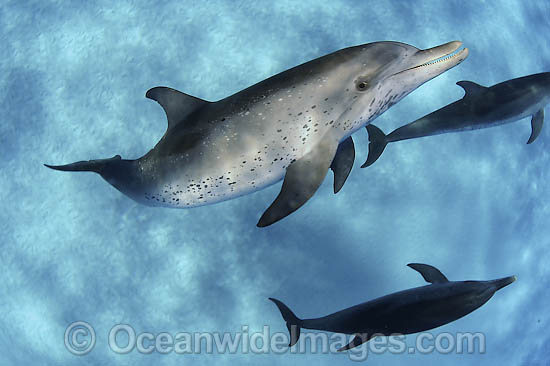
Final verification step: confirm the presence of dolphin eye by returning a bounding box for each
[357,81,368,91]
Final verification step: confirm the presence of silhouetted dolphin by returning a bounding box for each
[269,263,515,351]
[362,72,550,167]
[45,41,468,227]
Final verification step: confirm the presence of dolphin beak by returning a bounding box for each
[417,41,466,64]
[397,41,469,76]
[492,275,517,291]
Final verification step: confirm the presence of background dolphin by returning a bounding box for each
[363,72,550,167]
[45,41,468,227]
[269,263,516,351]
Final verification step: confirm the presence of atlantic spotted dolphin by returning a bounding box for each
[45,41,468,227]
[363,72,550,167]
[269,263,515,351]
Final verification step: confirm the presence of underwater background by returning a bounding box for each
[2,0,549,365]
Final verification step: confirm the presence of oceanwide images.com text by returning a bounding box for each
[65,321,486,361]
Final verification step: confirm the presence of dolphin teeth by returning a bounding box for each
[418,47,466,67]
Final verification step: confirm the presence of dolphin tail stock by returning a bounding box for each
[361,124,388,168]
[44,155,123,174]
[268,298,302,347]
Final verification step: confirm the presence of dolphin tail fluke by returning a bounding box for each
[361,124,388,168]
[268,298,302,347]
[44,155,122,173]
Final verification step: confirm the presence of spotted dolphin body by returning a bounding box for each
[269,264,516,351]
[46,41,468,227]
[363,72,550,167]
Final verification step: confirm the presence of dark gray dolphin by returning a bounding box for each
[363,72,550,167]
[269,263,515,351]
[45,41,468,227]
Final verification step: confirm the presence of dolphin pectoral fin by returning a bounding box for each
[407,263,449,283]
[330,136,355,194]
[146,87,210,130]
[337,333,371,351]
[362,124,388,168]
[257,133,339,227]
[456,80,487,97]
[527,108,544,144]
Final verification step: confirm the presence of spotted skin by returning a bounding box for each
[46,41,468,225]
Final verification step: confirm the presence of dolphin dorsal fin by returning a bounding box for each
[456,81,487,97]
[146,87,210,130]
[407,263,449,283]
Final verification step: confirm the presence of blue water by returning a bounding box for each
[2,1,549,365]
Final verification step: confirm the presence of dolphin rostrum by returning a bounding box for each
[45,41,468,226]
[362,72,550,167]
[269,263,515,351]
